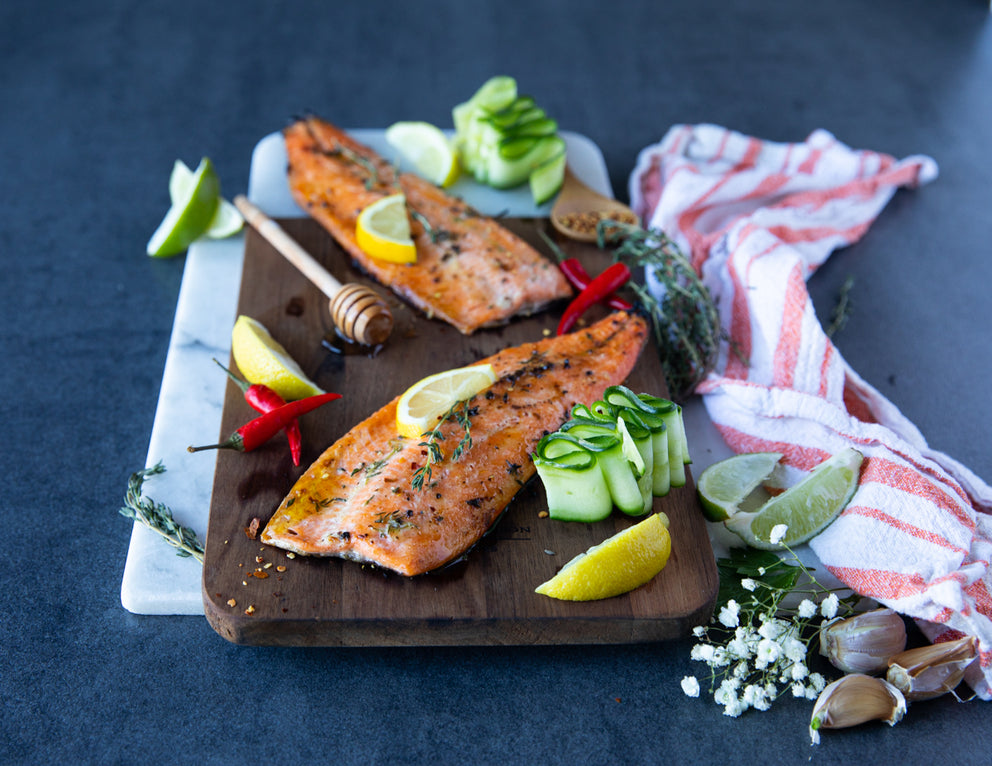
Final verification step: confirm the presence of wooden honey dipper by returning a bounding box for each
[234,195,393,347]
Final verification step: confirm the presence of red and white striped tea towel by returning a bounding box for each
[630,124,992,699]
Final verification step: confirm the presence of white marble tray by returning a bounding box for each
[120,128,734,615]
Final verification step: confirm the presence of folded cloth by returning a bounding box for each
[630,124,992,699]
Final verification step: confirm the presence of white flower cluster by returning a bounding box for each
[682,541,853,717]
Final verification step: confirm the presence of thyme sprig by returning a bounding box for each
[599,221,722,400]
[119,462,204,563]
[410,209,455,244]
[411,400,475,491]
[825,275,855,339]
[330,142,389,190]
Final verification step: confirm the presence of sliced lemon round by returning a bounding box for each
[723,448,863,550]
[385,121,460,187]
[230,315,324,401]
[169,159,243,239]
[696,451,783,522]
[535,513,672,601]
[395,363,497,438]
[355,194,417,264]
[147,157,220,257]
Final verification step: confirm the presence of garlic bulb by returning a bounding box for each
[886,635,977,701]
[819,607,907,674]
[809,674,906,744]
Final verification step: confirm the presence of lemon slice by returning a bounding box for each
[696,451,783,522]
[355,194,417,264]
[385,121,460,187]
[147,158,220,257]
[723,448,863,550]
[230,315,324,401]
[169,159,243,239]
[535,513,672,601]
[396,363,498,438]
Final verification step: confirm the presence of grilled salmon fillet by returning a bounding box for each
[283,116,573,334]
[261,312,648,575]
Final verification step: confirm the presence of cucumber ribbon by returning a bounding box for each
[532,386,690,522]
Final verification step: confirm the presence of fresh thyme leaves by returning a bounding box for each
[364,446,401,483]
[410,209,455,245]
[411,400,475,491]
[371,509,418,538]
[599,221,721,400]
[330,142,389,190]
[825,275,855,339]
[119,462,204,563]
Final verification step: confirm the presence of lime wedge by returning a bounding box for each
[723,448,863,550]
[697,451,783,522]
[168,159,242,240]
[204,198,244,239]
[147,158,220,257]
[385,121,459,187]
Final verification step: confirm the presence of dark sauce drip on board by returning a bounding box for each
[321,327,384,358]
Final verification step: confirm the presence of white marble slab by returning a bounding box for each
[121,128,673,615]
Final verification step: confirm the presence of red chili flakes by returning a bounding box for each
[244,605,256,616]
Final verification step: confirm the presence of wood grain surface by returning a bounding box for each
[202,218,718,645]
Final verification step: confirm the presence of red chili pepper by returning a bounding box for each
[558,257,633,311]
[557,262,633,336]
[188,391,341,454]
[213,359,303,466]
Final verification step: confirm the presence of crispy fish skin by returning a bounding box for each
[283,116,573,335]
[261,312,648,576]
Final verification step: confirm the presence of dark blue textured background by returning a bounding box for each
[2,1,990,763]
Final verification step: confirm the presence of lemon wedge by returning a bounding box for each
[230,315,324,401]
[355,194,417,264]
[535,513,672,601]
[168,159,243,239]
[385,121,460,187]
[396,364,498,439]
[147,157,221,257]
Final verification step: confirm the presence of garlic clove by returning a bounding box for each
[819,607,907,674]
[809,674,906,745]
[886,635,977,702]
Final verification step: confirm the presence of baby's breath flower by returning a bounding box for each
[821,594,840,619]
[769,524,789,545]
[755,638,782,668]
[681,676,701,697]
[685,543,858,718]
[719,600,741,628]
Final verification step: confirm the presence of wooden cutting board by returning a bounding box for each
[202,218,718,646]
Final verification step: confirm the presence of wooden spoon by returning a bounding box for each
[550,166,640,242]
[234,195,394,347]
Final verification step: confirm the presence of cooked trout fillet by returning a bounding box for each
[284,116,573,334]
[261,312,648,575]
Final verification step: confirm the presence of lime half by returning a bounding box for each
[697,451,783,522]
[723,448,863,550]
[147,158,220,257]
